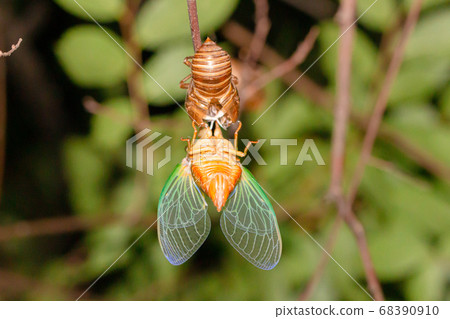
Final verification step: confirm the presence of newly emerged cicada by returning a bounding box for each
[157,123,282,270]
[180,38,240,128]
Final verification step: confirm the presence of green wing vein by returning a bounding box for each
[221,167,282,270]
[157,163,210,265]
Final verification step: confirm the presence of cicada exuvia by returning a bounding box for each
[157,123,282,270]
[180,38,240,129]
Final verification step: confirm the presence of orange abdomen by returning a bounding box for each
[191,159,241,212]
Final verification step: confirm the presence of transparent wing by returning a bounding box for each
[157,161,210,265]
[221,167,282,270]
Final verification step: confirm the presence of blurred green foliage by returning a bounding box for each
[1,0,449,301]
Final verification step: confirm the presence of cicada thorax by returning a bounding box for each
[188,126,242,211]
[181,38,240,128]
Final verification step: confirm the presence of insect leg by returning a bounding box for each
[184,56,194,67]
[242,140,259,156]
[233,121,242,150]
[191,121,199,143]
[181,137,191,150]
[179,74,192,89]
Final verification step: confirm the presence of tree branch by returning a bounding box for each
[347,0,424,204]
[223,22,450,181]
[299,0,424,301]
[0,214,157,242]
[187,0,202,52]
[0,38,22,57]
[328,0,384,301]
[119,0,150,132]
[242,27,319,103]
[328,0,356,200]
[223,22,332,107]
[245,0,271,69]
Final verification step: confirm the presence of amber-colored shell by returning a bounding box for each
[187,126,242,211]
[180,38,240,128]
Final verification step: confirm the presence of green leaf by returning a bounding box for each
[387,108,450,165]
[63,137,109,215]
[143,42,193,105]
[55,25,128,88]
[402,0,449,11]
[361,167,450,237]
[90,97,134,151]
[404,260,446,300]
[405,8,450,60]
[369,220,428,281]
[389,58,449,105]
[84,224,132,276]
[53,0,125,22]
[439,86,450,119]
[250,93,331,139]
[357,0,397,32]
[136,0,239,49]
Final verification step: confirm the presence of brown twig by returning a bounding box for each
[242,27,319,102]
[83,97,135,128]
[328,0,356,200]
[328,0,383,301]
[119,0,150,132]
[187,0,202,52]
[299,0,424,301]
[0,38,22,57]
[299,0,361,301]
[331,0,384,301]
[224,22,334,107]
[0,214,157,242]
[245,0,271,69]
[223,22,450,181]
[347,0,424,205]
[0,215,111,242]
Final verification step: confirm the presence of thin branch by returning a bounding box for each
[299,0,359,301]
[223,22,332,107]
[119,0,150,132]
[347,0,424,205]
[328,0,356,200]
[0,215,110,242]
[328,0,383,301]
[245,0,271,69]
[0,38,22,57]
[187,0,202,52]
[223,22,450,181]
[242,27,319,102]
[0,214,157,242]
[331,0,384,301]
[299,0,424,301]
[83,97,135,128]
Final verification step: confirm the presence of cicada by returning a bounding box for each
[157,123,282,270]
[180,37,240,129]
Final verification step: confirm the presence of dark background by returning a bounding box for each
[0,0,449,300]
